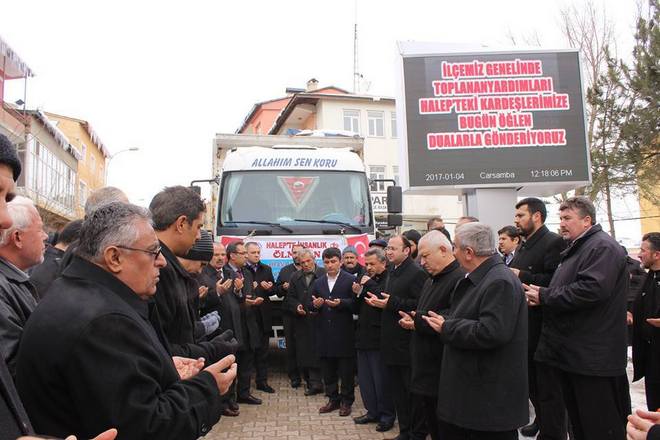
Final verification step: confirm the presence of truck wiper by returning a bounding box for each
[225,220,293,233]
[293,219,362,233]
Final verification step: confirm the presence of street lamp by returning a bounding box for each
[105,147,139,182]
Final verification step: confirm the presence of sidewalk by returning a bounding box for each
[206,348,647,439]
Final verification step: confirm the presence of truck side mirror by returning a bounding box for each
[387,186,402,213]
[387,214,403,227]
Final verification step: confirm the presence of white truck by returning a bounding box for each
[205,133,401,342]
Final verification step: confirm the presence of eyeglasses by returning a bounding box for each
[116,245,163,259]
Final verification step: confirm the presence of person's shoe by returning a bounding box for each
[290,379,302,388]
[237,394,262,405]
[520,421,539,437]
[339,404,352,417]
[227,401,239,411]
[304,386,323,396]
[353,414,378,424]
[222,407,240,417]
[256,383,275,393]
[319,400,341,413]
[375,421,394,432]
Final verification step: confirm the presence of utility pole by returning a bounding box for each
[353,0,359,93]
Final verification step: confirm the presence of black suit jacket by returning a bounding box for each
[380,257,428,366]
[310,270,356,358]
[283,267,325,368]
[410,260,465,396]
[632,270,660,382]
[246,261,275,333]
[354,270,388,351]
[16,256,222,439]
[224,264,261,351]
[509,225,565,353]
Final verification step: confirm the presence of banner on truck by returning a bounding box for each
[219,234,370,278]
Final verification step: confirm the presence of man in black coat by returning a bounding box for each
[224,241,263,405]
[511,197,566,439]
[352,247,395,432]
[16,202,237,439]
[365,235,428,440]
[274,243,304,388]
[525,197,630,440]
[424,223,528,440]
[633,232,660,410]
[245,241,276,394]
[0,134,34,439]
[283,248,325,394]
[29,219,82,299]
[398,231,466,440]
[149,186,236,365]
[310,247,356,417]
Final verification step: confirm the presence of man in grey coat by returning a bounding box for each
[424,222,528,440]
[0,196,47,375]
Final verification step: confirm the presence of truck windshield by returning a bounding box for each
[219,170,372,227]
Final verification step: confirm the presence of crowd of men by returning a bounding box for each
[1,130,660,440]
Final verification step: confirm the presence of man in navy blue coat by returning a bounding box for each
[310,247,356,417]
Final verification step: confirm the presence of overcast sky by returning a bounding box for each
[0,0,642,239]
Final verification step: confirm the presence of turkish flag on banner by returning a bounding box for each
[345,234,370,265]
[219,236,243,247]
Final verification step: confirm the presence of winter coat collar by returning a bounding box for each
[465,254,504,286]
[521,224,550,249]
[62,255,150,320]
[561,224,602,258]
[431,259,461,281]
[0,257,29,283]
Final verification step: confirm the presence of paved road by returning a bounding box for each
[206,347,646,439]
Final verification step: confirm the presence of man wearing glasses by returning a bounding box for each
[16,202,237,439]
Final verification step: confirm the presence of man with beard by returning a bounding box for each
[352,248,395,432]
[525,197,629,440]
[365,234,427,440]
[511,197,567,439]
[342,245,365,279]
[633,232,660,411]
[398,231,466,440]
[275,243,304,388]
[283,248,325,395]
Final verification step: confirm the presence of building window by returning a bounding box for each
[90,155,96,173]
[369,165,386,192]
[343,110,360,134]
[79,181,88,207]
[80,142,87,160]
[367,111,384,137]
[26,139,77,216]
[392,165,400,185]
[391,112,398,138]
